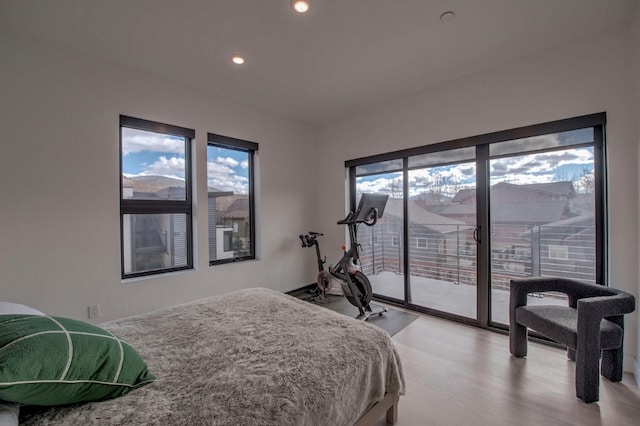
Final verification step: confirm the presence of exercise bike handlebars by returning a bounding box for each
[336,207,379,226]
[299,232,324,248]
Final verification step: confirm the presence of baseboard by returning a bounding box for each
[285,283,316,295]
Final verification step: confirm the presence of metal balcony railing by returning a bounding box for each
[355,223,596,286]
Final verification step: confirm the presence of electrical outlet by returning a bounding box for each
[88,304,100,319]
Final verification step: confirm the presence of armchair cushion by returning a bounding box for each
[515,305,623,350]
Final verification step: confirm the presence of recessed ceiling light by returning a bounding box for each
[291,0,310,14]
[440,11,455,23]
[230,54,245,65]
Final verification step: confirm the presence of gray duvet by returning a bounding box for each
[20,288,405,426]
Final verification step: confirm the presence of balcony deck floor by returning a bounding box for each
[368,270,566,324]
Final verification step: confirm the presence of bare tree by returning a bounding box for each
[387,178,403,198]
[573,167,594,194]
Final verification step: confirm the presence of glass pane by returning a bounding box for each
[355,172,404,300]
[207,145,252,262]
[122,213,189,274]
[490,128,594,157]
[489,145,595,325]
[408,161,477,319]
[355,159,403,176]
[121,127,187,200]
[409,146,475,168]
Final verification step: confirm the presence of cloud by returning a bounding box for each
[122,128,184,155]
[357,147,593,196]
[357,176,397,194]
[490,148,593,180]
[140,156,185,179]
[216,156,240,167]
[207,158,248,193]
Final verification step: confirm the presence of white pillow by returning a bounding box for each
[0,301,44,316]
[0,402,18,426]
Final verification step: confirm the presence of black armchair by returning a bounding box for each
[509,277,635,403]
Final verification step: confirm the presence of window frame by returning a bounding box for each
[207,133,258,265]
[416,237,428,249]
[119,115,194,279]
[548,244,569,260]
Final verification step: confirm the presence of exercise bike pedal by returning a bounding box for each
[356,305,388,321]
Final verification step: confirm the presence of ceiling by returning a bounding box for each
[0,0,635,125]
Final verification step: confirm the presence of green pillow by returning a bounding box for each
[0,314,155,406]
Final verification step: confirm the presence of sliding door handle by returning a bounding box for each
[473,227,480,244]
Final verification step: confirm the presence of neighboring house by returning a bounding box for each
[440,181,578,252]
[217,197,251,256]
[122,176,188,273]
[358,197,474,282]
[528,213,596,280]
[450,181,576,205]
[358,181,594,286]
[208,189,234,262]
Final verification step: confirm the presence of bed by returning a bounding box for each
[11,288,405,425]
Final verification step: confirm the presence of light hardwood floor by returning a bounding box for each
[371,307,640,426]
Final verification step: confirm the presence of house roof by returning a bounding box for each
[0,1,632,125]
[383,198,471,234]
[521,213,595,241]
[492,181,576,197]
[220,198,249,219]
[491,200,569,224]
[451,181,576,204]
[451,188,475,203]
[439,200,570,225]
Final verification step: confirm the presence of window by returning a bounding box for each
[207,133,258,264]
[391,235,400,247]
[223,230,233,252]
[417,238,427,249]
[120,116,194,278]
[548,244,569,260]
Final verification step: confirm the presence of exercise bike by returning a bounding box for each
[298,231,332,303]
[300,193,390,321]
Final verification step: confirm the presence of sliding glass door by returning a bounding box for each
[406,148,477,319]
[354,160,404,302]
[488,129,598,325]
[346,113,606,329]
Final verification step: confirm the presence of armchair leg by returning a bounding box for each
[575,345,601,403]
[510,323,528,357]
[601,348,624,382]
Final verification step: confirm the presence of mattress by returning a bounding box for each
[19,288,405,425]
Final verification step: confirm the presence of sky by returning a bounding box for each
[121,128,186,179]
[206,146,249,194]
[356,134,595,198]
[121,127,594,198]
[121,127,249,194]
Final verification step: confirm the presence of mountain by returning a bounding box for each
[122,175,185,194]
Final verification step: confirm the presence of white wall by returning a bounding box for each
[0,33,320,322]
[318,26,640,372]
[633,1,640,384]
